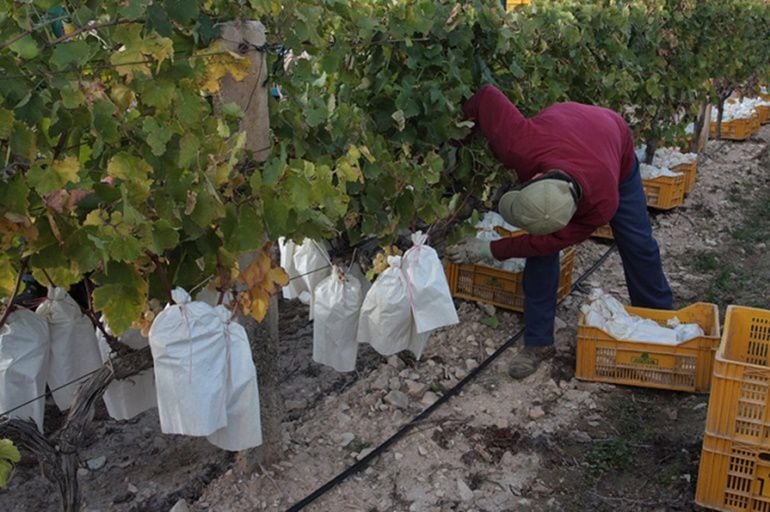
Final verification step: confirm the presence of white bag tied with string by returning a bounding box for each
[36,287,102,411]
[403,232,459,334]
[97,324,157,421]
[312,266,363,372]
[149,288,228,436]
[0,309,49,431]
[357,256,426,358]
[206,306,262,451]
[292,239,332,309]
[278,237,303,300]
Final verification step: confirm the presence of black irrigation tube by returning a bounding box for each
[286,243,618,511]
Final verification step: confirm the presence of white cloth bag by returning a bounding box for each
[36,287,102,411]
[312,266,363,372]
[206,306,262,451]
[0,309,49,431]
[403,232,459,334]
[149,288,228,436]
[279,237,303,300]
[293,239,331,309]
[357,256,427,358]
[97,325,157,421]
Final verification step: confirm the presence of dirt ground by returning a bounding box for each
[2,124,769,512]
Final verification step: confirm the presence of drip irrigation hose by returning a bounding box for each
[286,244,617,511]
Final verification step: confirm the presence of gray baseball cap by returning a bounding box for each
[498,178,577,235]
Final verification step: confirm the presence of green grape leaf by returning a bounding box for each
[140,80,177,109]
[142,117,174,156]
[9,36,39,59]
[50,41,91,70]
[108,235,142,262]
[164,0,200,23]
[9,122,36,161]
[0,109,14,139]
[178,133,199,168]
[223,205,263,253]
[150,220,180,253]
[107,153,153,182]
[0,439,20,489]
[92,283,145,335]
[27,157,80,195]
[92,100,119,142]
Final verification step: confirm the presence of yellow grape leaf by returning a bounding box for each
[0,258,17,298]
[236,246,288,322]
[198,41,251,93]
[110,48,151,82]
[141,33,174,73]
[52,156,80,185]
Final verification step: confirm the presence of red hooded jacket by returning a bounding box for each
[461,85,636,259]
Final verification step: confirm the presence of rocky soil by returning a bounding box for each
[2,125,769,512]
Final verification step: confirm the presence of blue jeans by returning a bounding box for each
[522,157,673,347]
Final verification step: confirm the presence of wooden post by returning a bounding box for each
[218,22,283,471]
[218,21,271,162]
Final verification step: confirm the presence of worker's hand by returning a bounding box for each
[445,237,492,264]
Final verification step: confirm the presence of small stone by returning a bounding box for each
[465,359,479,371]
[571,431,592,443]
[387,355,405,369]
[758,242,767,250]
[554,316,568,331]
[86,456,107,471]
[385,390,410,409]
[477,302,496,316]
[495,418,509,429]
[421,391,439,406]
[405,380,427,396]
[113,491,135,504]
[127,483,139,494]
[529,406,545,420]
[681,474,692,483]
[394,452,404,461]
[418,445,428,456]
[465,334,477,343]
[356,448,374,461]
[170,499,190,512]
[485,347,495,355]
[77,468,90,478]
[389,377,402,390]
[371,373,390,390]
[339,432,355,447]
[457,479,474,501]
[151,437,167,452]
[693,402,708,411]
[285,398,308,411]
[484,338,496,347]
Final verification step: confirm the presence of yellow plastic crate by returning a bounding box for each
[710,117,759,141]
[444,246,575,313]
[756,105,770,125]
[704,306,770,447]
[576,303,721,393]
[643,173,686,210]
[506,0,529,9]
[696,434,770,512]
[591,224,614,240]
[671,161,698,194]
